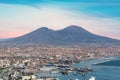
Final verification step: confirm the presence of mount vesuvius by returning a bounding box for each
[1,25,120,46]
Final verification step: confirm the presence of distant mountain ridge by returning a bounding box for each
[0,38,9,41]
[1,25,120,46]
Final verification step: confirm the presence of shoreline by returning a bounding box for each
[92,56,120,66]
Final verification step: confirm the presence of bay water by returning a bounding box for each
[37,56,120,80]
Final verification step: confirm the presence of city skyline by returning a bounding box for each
[0,0,120,39]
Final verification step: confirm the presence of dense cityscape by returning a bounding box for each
[0,45,120,80]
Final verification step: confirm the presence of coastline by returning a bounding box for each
[92,56,120,66]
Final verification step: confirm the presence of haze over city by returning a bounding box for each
[0,0,120,39]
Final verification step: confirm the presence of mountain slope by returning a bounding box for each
[2,25,120,46]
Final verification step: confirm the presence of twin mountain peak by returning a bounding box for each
[3,25,120,46]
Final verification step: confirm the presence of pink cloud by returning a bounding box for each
[0,31,28,38]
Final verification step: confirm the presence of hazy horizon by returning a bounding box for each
[0,0,120,39]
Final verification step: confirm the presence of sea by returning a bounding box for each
[36,56,120,80]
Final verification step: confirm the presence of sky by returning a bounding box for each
[0,0,120,39]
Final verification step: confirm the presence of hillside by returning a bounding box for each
[1,25,120,46]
